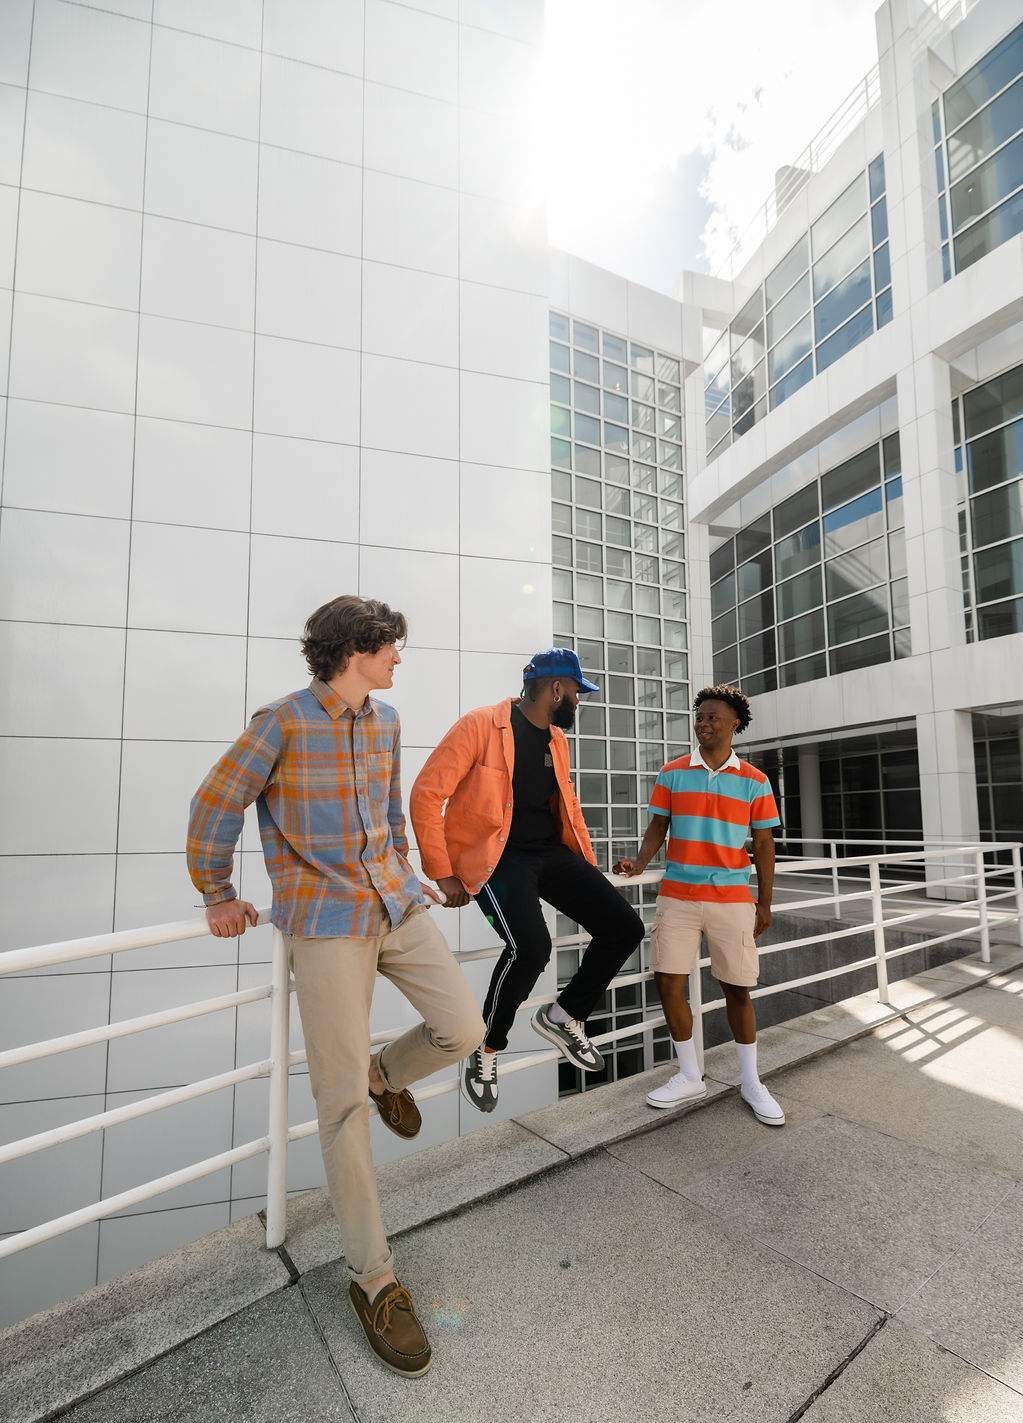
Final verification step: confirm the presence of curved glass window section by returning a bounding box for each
[705,158,891,461]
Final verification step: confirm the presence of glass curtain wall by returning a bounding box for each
[710,432,909,692]
[549,311,689,1093]
[933,20,1023,279]
[704,155,891,461]
[954,359,1023,640]
[973,711,1023,862]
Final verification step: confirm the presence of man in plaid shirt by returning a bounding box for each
[187,595,484,1378]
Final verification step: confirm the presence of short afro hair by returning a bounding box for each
[693,684,753,735]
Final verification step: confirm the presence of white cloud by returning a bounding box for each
[541,0,880,289]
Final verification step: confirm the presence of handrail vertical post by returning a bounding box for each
[691,948,705,1076]
[265,928,290,1249]
[868,858,890,1004]
[831,841,841,919]
[975,849,991,964]
[1011,844,1023,947]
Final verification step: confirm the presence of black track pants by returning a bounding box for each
[474,844,645,1051]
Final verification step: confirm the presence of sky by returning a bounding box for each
[540,0,883,296]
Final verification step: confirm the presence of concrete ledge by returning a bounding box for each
[0,1216,290,1423]
[2,948,1019,1423]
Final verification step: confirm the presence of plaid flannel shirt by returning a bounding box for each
[187,678,425,938]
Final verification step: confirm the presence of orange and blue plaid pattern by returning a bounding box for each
[187,678,425,938]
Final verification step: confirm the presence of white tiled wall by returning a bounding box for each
[0,0,552,1328]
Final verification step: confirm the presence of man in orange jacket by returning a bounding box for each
[409,648,645,1112]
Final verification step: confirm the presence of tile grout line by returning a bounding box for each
[785,1314,889,1423]
[296,1279,363,1423]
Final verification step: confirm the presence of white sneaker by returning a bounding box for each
[740,1080,785,1126]
[645,1071,708,1110]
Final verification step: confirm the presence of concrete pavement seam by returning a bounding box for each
[785,1313,890,1422]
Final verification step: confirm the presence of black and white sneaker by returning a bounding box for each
[461,1047,498,1113]
[531,1006,604,1072]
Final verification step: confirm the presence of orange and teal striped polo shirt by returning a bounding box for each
[648,749,780,903]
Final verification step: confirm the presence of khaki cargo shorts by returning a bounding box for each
[649,895,759,987]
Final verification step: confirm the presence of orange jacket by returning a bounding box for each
[409,698,596,893]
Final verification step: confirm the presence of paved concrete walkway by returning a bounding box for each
[26,960,1021,1423]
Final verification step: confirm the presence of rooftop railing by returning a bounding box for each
[1,841,1020,1263]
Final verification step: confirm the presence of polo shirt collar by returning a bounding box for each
[309,678,373,721]
[690,744,740,774]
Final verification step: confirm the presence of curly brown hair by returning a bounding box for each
[300,596,407,682]
[694,683,753,734]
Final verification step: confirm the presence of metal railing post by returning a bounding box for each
[1012,844,1023,948]
[265,929,291,1249]
[868,859,890,1004]
[831,841,842,919]
[975,849,991,964]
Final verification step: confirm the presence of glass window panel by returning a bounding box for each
[552,533,572,564]
[662,621,686,651]
[873,241,891,291]
[550,340,570,373]
[575,444,601,476]
[889,529,906,578]
[825,536,888,599]
[631,373,655,403]
[766,235,809,307]
[740,628,775,675]
[605,675,632,705]
[876,287,894,329]
[777,565,824,619]
[870,198,889,247]
[610,740,636,771]
[662,559,685,592]
[884,431,902,477]
[632,463,657,494]
[576,476,601,508]
[711,571,736,617]
[637,646,663,676]
[738,590,774,638]
[811,174,866,259]
[610,773,638,806]
[774,482,819,537]
[944,20,1023,132]
[977,594,1023,638]
[632,432,656,461]
[768,313,812,383]
[972,479,1023,546]
[814,259,871,341]
[636,614,660,644]
[636,585,660,615]
[886,476,904,530]
[709,540,735,581]
[577,606,604,637]
[574,411,600,444]
[778,608,825,661]
[659,529,684,562]
[658,382,681,412]
[604,361,628,394]
[830,631,891,673]
[660,469,683,499]
[712,608,738,647]
[576,572,602,604]
[577,510,602,540]
[579,739,607,770]
[605,514,630,547]
[631,342,654,374]
[576,638,604,670]
[550,312,570,341]
[967,415,1023,496]
[606,547,631,577]
[737,549,773,599]
[823,485,884,555]
[551,437,572,469]
[732,361,767,422]
[706,399,731,451]
[658,411,682,442]
[736,513,772,561]
[942,241,953,281]
[551,372,571,404]
[822,445,881,512]
[574,381,600,415]
[604,422,629,453]
[574,350,599,382]
[731,290,764,344]
[660,498,683,530]
[734,395,766,439]
[654,355,679,384]
[965,366,1023,440]
[635,553,659,583]
[741,667,777,696]
[766,272,811,346]
[990,735,1023,781]
[553,568,572,599]
[827,587,890,644]
[771,351,815,411]
[659,440,683,470]
[948,74,1023,184]
[600,455,625,486]
[815,304,874,372]
[713,646,739,683]
[575,540,602,572]
[813,217,869,301]
[975,537,1023,602]
[574,320,598,353]
[633,491,656,524]
[553,601,573,632]
[950,131,1023,231]
[631,399,655,431]
[606,611,632,642]
[891,576,909,627]
[781,651,828,686]
[602,331,627,361]
[868,153,886,201]
[552,503,571,534]
[551,405,571,437]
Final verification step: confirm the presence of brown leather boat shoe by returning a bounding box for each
[369,1083,422,1140]
[349,1280,432,1376]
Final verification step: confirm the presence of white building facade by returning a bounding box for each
[1,0,1022,1328]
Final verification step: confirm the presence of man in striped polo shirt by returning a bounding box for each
[614,684,784,1126]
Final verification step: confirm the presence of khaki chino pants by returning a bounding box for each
[283,909,485,1287]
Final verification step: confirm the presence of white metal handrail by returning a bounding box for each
[1,842,1020,1263]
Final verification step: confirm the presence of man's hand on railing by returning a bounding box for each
[612,856,646,877]
[206,900,260,937]
[435,876,470,908]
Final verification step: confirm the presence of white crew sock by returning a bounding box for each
[672,1036,701,1081]
[735,1040,760,1090]
[548,1001,571,1025]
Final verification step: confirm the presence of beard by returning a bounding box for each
[551,699,577,730]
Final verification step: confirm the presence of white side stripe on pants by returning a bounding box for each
[480,880,519,1041]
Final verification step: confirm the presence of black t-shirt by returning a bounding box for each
[507,703,559,850]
